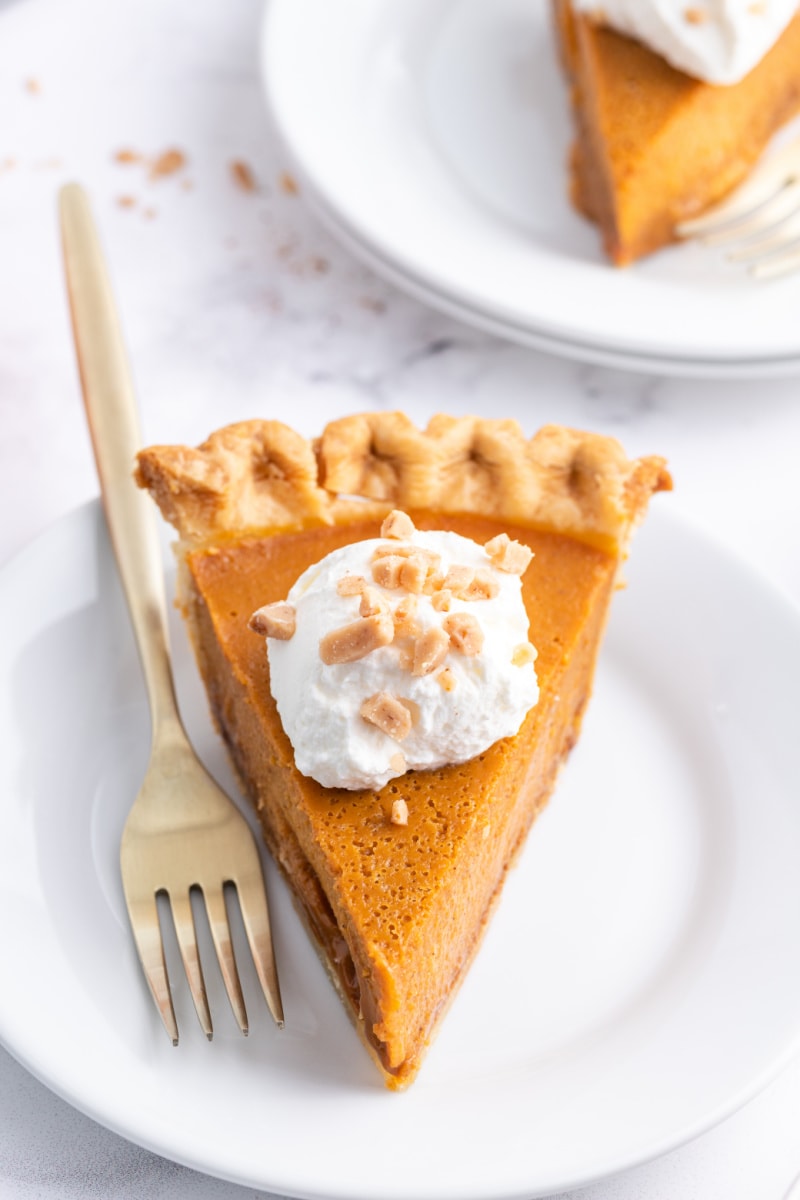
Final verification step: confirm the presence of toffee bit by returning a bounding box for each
[399,553,430,594]
[411,626,450,676]
[442,612,484,656]
[512,642,536,667]
[393,594,420,638]
[442,565,474,596]
[360,692,413,741]
[373,542,416,559]
[484,533,534,576]
[437,667,457,692]
[248,601,296,640]
[319,612,394,664]
[422,569,445,595]
[390,797,409,826]
[461,568,500,601]
[372,555,405,589]
[359,585,390,618]
[337,574,367,597]
[380,510,416,540]
[431,588,452,612]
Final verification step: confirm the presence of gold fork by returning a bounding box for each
[59,182,284,1043]
[676,133,800,280]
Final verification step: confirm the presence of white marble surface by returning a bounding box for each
[2,0,800,1197]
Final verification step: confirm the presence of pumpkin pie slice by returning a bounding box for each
[134,412,670,1088]
[553,0,800,264]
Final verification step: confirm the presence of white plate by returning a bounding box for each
[261,0,800,377]
[2,501,800,1200]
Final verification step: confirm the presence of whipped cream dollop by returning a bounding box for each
[573,0,798,85]
[250,515,539,792]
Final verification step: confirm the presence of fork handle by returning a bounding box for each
[60,183,182,736]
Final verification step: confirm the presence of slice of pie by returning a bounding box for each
[553,0,800,265]
[134,412,670,1088]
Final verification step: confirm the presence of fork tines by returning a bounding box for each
[128,872,284,1045]
[675,133,800,279]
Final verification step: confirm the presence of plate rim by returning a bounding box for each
[284,171,800,381]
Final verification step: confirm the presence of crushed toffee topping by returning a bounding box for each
[248,601,296,640]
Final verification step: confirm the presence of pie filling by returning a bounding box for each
[179,514,619,1085]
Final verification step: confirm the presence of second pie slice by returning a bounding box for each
[553,0,800,265]
[135,412,671,1088]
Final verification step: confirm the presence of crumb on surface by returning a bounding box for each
[358,296,387,314]
[149,148,187,181]
[230,159,258,192]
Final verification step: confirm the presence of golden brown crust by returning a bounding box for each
[135,412,671,555]
[134,419,331,543]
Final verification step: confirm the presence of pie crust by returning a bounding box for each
[135,412,669,552]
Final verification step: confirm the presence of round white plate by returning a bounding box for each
[2,501,800,1200]
[261,0,800,377]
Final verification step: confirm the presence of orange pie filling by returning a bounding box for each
[181,516,618,1085]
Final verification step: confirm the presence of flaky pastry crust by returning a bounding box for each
[134,412,671,555]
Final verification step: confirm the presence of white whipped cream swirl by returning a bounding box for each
[573,0,798,85]
[260,528,539,791]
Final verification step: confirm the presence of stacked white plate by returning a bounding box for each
[261,0,800,378]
